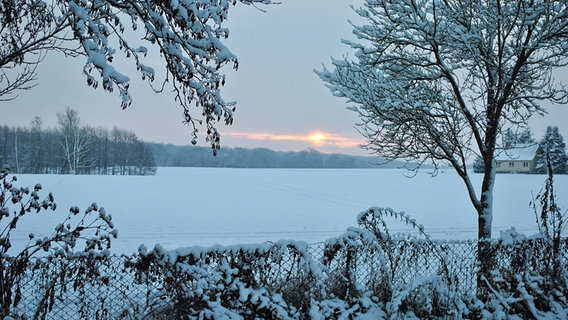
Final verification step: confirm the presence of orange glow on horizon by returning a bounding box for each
[223,131,360,149]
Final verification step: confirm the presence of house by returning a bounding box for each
[495,144,540,173]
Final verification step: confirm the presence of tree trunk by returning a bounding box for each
[477,158,497,298]
[478,191,493,239]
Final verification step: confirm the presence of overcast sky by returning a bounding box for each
[2,0,567,156]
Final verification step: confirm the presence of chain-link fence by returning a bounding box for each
[4,255,165,319]
[3,238,567,319]
[308,239,479,296]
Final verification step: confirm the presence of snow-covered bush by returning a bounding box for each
[0,166,118,318]
[478,159,568,319]
[475,239,568,319]
[321,207,461,319]
[127,241,325,319]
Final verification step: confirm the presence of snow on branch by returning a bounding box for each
[1,0,273,152]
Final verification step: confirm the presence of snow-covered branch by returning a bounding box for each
[1,0,273,151]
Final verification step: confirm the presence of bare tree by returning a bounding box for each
[317,0,568,240]
[30,116,43,173]
[57,107,89,174]
[1,0,272,150]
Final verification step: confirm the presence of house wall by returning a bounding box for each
[496,160,534,173]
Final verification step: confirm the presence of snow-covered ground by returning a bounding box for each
[8,167,567,254]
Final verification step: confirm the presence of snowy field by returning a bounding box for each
[8,167,568,254]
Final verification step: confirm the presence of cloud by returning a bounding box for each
[224,131,361,149]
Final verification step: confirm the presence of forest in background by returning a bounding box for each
[1,108,411,173]
[0,122,404,174]
[0,108,157,175]
[148,143,404,169]
[0,123,157,175]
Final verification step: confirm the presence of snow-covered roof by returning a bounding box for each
[494,143,539,161]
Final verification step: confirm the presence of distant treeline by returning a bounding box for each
[1,108,406,173]
[148,143,404,169]
[1,109,156,175]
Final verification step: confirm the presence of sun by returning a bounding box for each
[309,133,326,146]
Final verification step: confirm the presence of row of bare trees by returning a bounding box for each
[0,108,156,175]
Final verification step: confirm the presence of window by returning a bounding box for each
[509,162,514,167]
[523,162,529,167]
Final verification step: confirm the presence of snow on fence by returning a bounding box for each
[308,238,479,297]
[5,238,566,319]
